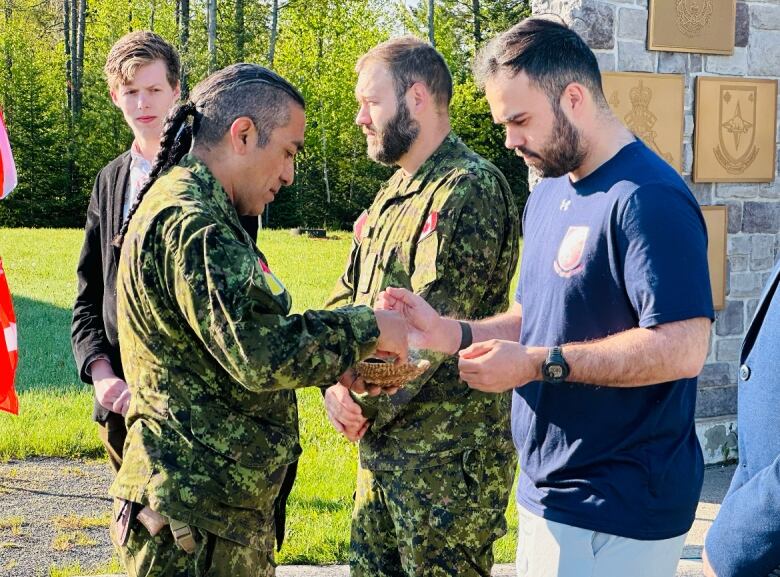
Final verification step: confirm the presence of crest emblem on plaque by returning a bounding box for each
[675,0,714,36]
[693,76,777,183]
[714,86,759,175]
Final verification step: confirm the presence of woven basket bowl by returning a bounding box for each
[355,358,431,389]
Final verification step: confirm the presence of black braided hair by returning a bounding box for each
[112,100,197,249]
[112,64,305,249]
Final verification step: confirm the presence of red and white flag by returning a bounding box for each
[0,108,17,200]
[0,258,18,415]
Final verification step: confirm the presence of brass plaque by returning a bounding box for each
[603,72,684,172]
[701,205,727,311]
[694,76,778,183]
[648,0,736,55]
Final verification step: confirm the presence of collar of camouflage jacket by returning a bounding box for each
[391,132,461,199]
[177,153,246,233]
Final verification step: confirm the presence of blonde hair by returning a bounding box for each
[104,31,180,90]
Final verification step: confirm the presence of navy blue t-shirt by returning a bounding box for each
[513,140,714,540]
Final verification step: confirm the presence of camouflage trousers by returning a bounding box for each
[110,505,275,577]
[351,447,516,577]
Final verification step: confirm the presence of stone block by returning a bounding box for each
[746,298,760,322]
[689,54,702,73]
[735,2,750,48]
[730,271,766,297]
[697,417,738,465]
[658,52,687,74]
[685,176,712,204]
[618,8,648,41]
[749,30,780,76]
[715,299,744,336]
[743,201,780,233]
[716,338,743,361]
[750,234,776,270]
[683,113,694,137]
[635,0,647,7]
[714,183,759,200]
[729,254,748,272]
[728,234,751,255]
[617,40,655,71]
[594,50,616,72]
[726,201,743,234]
[683,142,693,173]
[572,2,616,50]
[698,362,735,387]
[759,182,780,199]
[704,48,748,75]
[750,4,780,30]
[696,385,737,418]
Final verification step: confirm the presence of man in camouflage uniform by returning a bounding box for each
[111,64,407,577]
[323,38,520,577]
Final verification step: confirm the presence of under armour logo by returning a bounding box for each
[560,199,571,211]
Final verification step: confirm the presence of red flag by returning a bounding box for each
[0,108,18,199]
[0,257,19,415]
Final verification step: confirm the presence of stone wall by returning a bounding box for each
[531,0,780,463]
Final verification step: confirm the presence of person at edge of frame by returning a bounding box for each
[70,31,260,474]
[109,63,408,577]
[377,17,714,577]
[323,36,520,577]
[704,257,780,577]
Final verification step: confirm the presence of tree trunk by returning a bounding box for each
[69,0,77,115]
[207,0,217,73]
[472,0,481,45]
[149,0,156,30]
[428,0,434,46]
[235,0,244,61]
[3,0,11,109]
[64,0,72,112]
[74,0,85,117]
[179,0,190,98]
[268,0,278,68]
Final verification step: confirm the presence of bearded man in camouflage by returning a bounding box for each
[110,63,407,577]
[323,37,520,577]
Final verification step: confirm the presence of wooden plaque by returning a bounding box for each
[648,0,736,55]
[602,72,684,172]
[701,205,727,311]
[694,76,778,183]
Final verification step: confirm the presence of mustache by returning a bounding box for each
[517,146,541,160]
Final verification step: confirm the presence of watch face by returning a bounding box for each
[548,365,564,379]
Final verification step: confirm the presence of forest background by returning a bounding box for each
[0,0,530,230]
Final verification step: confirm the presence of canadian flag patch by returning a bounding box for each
[419,211,438,240]
[258,258,286,296]
[353,210,368,242]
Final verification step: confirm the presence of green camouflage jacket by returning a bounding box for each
[111,154,379,547]
[327,133,520,470]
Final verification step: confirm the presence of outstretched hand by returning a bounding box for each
[458,340,540,393]
[376,287,457,354]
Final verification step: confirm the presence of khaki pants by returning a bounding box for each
[97,411,127,473]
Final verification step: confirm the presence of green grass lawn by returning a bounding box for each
[0,227,521,565]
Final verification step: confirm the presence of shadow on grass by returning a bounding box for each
[291,497,350,514]
[11,295,80,392]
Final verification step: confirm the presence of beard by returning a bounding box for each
[368,99,420,166]
[518,104,587,178]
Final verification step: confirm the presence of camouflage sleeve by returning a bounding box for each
[168,215,379,392]
[324,236,359,309]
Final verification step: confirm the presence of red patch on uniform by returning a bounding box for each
[419,212,438,240]
[258,258,271,273]
[353,210,368,241]
[554,226,590,278]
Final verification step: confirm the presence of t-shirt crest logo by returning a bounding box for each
[554,226,590,278]
[353,210,368,241]
[419,211,439,240]
[258,258,286,296]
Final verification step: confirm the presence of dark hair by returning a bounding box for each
[473,18,607,108]
[356,36,453,109]
[113,63,305,248]
[104,31,180,90]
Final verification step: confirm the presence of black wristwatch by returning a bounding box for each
[541,346,569,383]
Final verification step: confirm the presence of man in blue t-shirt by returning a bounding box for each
[378,18,714,577]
